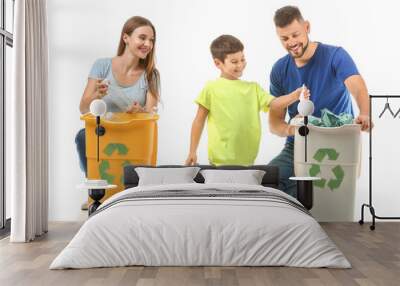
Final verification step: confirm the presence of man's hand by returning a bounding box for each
[285,125,296,136]
[355,114,373,132]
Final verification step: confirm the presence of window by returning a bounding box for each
[0,0,14,237]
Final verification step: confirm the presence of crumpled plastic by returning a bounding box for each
[308,108,354,127]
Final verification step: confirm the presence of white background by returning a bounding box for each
[46,0,400,221]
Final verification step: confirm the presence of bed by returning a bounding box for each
[50,165,350,269]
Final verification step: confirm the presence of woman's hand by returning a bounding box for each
[95,79,109,99]
[126,101,144,113]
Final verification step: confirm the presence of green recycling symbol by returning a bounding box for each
[98,143,131,184]
[104,143,129,156]
[309,148,345,191]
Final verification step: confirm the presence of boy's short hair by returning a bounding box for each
[274,6,304,28]
[210,35,244,62]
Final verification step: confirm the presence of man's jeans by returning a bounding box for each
[75,128,87,176]
[267,141,297,198]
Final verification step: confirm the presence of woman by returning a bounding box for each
[75,16,160,208]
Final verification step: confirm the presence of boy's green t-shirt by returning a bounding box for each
[196,77,275,166]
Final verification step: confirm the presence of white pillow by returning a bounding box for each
[200,169,266,185]
[135,167,201,186]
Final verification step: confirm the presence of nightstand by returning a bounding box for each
[289,177,321,210]
[77,183,117,216]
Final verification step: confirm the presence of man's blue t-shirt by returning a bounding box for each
[269,43,359,143]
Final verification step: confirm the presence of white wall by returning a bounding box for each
[48,0,400,221]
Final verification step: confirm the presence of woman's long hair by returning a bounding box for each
[117,16,160,99]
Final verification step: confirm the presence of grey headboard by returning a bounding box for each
[123,165,280,189]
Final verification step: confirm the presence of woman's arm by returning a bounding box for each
[79,79,107,114]
[126,91,158,113]
[144,91,158,113]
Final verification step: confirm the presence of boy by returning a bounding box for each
[185,35,308,166]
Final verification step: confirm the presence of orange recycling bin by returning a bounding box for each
[81,112,158,201]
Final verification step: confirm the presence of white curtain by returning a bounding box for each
[10,0,48,242]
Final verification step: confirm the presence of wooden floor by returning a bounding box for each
[0,222,399,286]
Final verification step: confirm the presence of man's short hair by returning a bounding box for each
[210,35,244,62]
[274,6,304,28]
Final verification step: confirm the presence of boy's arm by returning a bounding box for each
[185,105,209,165]
[269,87,308,111]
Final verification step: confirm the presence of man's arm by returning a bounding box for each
[344,74,372,131]
[269,106,294,137]
[268,86,309,137]
[268,61,300,137]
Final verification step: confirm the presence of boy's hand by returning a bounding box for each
[293,86,310,101]
[185,153,198,166]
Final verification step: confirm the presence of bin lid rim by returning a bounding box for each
[293,123,361,130]
[80,112,159,123]
[309,124,361,129]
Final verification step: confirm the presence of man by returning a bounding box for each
[268,6,371,198]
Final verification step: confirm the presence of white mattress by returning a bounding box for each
[50,183,350,269]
